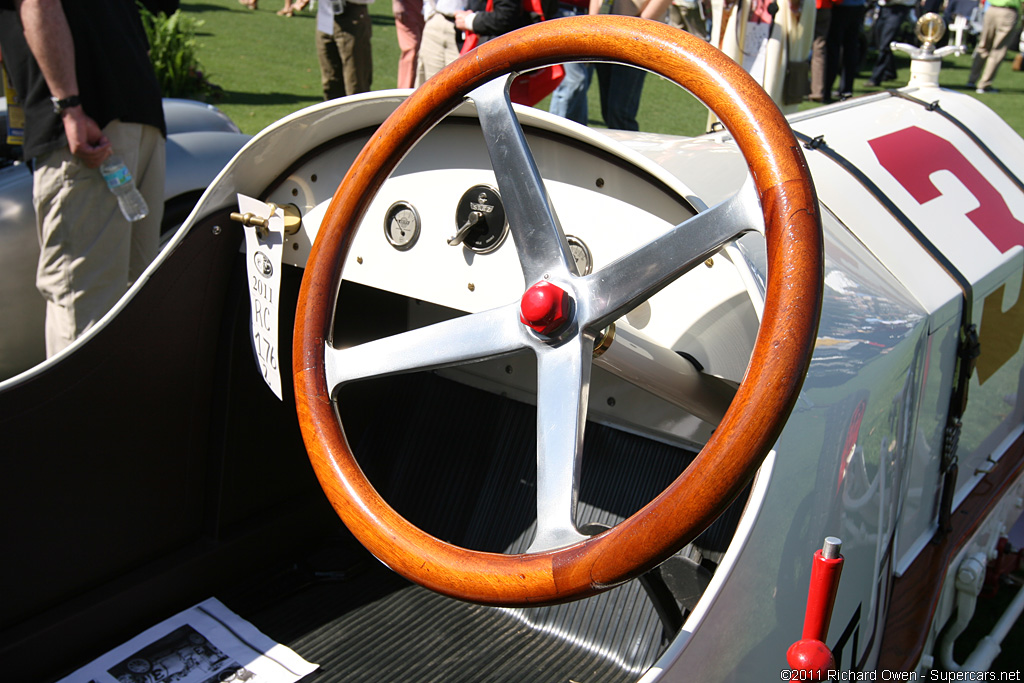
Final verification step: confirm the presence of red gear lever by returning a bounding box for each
[787,537,844,679]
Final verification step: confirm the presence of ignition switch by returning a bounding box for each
[449,184,508,253]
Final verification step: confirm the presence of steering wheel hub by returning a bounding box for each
[520,281,572,335]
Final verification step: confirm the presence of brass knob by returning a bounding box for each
[230,211,269,227]
[230,211,270,239]
[230,203,303,238]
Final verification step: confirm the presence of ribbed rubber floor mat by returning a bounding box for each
[248,566,664,683]
[242,372,715,682]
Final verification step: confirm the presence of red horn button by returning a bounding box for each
[520,281,572,335]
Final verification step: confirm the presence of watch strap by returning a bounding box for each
[51,95,82,115]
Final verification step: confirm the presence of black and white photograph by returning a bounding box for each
[107,625,233,683]
[54,599,316,683]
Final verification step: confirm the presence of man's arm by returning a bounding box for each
[16,0,110,167]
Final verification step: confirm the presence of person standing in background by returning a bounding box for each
[455,0,534,44]
[0,0,167,356]
[825,0,866,101]
[317,0,374,99]
[589,0,648,131]
[1016,24,1024,69]
[418,0,467,83]
[394,0,425,87]
[866,0,915,86]
[967,0,1021,93]
[547,0,594,126]
[577,0,684,130]
[668,0,709,39]
[277,0,311,16]
[808,0,832,101]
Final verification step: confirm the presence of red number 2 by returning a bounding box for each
[869,125,1024,382]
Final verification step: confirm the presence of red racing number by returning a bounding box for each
[869,125,1024,382]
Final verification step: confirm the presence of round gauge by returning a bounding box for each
[453,185,508,253]
[566,235,592,275]
[384,201,420,250]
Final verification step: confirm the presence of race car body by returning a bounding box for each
[2,15,1023,683]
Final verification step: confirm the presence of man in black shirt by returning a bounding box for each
[0,0,167,356]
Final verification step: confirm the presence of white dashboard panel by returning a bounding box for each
[261,116,763,445]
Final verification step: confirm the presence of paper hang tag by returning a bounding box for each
[239,194,285,400]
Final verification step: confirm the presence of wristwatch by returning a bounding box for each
[50,95,82,115]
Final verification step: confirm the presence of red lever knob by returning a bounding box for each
[520,281,571,335]
[786,639,834,679]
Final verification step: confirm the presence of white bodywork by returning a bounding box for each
[35,63,1024,676]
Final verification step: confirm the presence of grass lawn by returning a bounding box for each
[180,0,396,133]
[182,0,1024,138]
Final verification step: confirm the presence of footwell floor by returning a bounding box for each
[227,372,730,683]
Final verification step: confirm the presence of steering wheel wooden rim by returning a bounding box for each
[294,15,823,606]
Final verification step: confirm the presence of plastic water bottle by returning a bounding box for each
[100,154,149,222]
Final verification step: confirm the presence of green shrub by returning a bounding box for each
[138,4,222,100]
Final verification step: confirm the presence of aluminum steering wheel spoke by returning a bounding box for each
[471,78,577,285]
[528,334,594,552]
[581,177,763,331]
[324,303,525,392]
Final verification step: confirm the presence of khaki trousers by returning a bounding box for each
[33,121,164,356]
[810,7,831,99]
[417,12,461,86]
[968,4,1020,89]
[317,3,373,99]
[668,2,708,40]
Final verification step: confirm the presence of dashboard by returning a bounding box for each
[257,112,763,448]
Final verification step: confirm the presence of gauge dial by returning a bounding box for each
[384,201,420,250]
[566,235,592,275]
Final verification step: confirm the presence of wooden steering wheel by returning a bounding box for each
[294,15,823,607]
